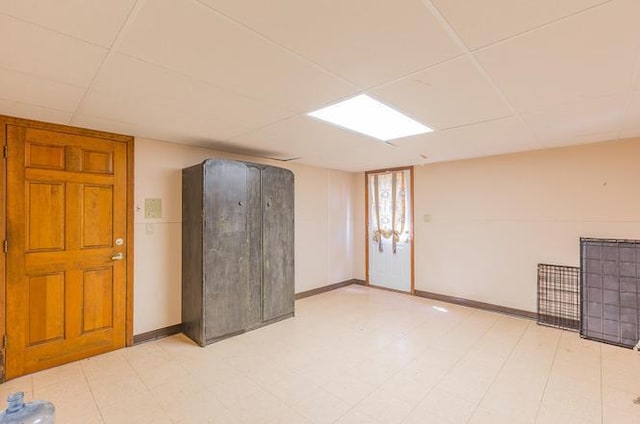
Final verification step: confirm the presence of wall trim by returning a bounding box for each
[368,284,413,296]
[132,284,534,346]
[295,279,365,300]
[414,290,537,320]
[133,323,184,345]
[133,280,367,345]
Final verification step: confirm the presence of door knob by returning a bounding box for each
[111,252,124,261]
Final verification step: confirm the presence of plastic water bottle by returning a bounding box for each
[0,392,55,423]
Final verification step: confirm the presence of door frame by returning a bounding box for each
[0,115,135,380]
[364,166,415,294]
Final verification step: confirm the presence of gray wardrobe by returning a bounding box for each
[182,159,294,346]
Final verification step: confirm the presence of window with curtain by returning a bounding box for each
[370,171,410,253]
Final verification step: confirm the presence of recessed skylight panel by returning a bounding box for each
[308,94,432,141]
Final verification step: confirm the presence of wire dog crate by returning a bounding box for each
[537,264,580,331]
[580,238,640,348]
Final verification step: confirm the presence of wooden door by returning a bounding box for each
[261,166,294,322]
[5,124,129,379]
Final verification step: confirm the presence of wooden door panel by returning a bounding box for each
[26,182,65,251]
[82,267,114,333]
[27,273,65,345]
[82,185,113,248]
[81,149,113,174]
[6,123,129,379]
[25,143,66,170]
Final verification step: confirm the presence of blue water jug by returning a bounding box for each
[0,392,55,423]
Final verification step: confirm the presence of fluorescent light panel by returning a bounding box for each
[308,94,432,141]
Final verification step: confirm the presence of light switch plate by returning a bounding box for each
[145,198,162,218]
[423,214,431,223]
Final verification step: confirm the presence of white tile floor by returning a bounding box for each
[2,285,640,423]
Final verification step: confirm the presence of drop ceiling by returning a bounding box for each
[0,0,639,172]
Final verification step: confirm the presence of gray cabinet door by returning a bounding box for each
[246,165,263,328]
[262,166,295,321]
[181,165,205,345]
[204,160,249,340]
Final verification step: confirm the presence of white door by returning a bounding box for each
[367,169,412,292]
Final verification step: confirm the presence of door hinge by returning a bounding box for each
[3,145,6,158]
[2,240,6,253]
[2,334,6,349]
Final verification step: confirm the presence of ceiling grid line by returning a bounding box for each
[421,0,543,150]
[69,0,148,125]
[0,62,88,90]
[0,95,70,115]
[437,115,516,133]
[2,0,640,171]
[82,51,360,143]
[467,0,615,53]
[0,11,110,50]
[193,0,361,90]
[113,50,298,115]
[360,52,466,92]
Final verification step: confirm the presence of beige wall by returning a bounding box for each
[412,138,640,312]
[134,138,358,334]
[352,173,366,280]
[135,135,640,333]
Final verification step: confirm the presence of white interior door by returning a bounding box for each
[367,169,412,292]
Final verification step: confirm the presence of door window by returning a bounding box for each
[370,171,410,253]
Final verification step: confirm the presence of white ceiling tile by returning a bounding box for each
[390,131,482,163]
[524,95,627,148]
[0,0,136,47]
[0,67,85,111]
[78,53,293,142]
[0,14,106,86]
[0,98,72,125]
[71,114,139,138]
[227,116,418,172]
[2,0,638,172]
[371,56,512,130]
[470,117,540,157]
[199,0,462,88]
[432,0,609,50]
[551,131,619,147]
[474,0,640,113]
[119,0,357,113]
[394,117,539,162]
[73,112,210,145]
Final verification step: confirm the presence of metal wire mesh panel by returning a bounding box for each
[581,238,640,348]
[537,264,580,330]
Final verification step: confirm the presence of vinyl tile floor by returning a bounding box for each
[2,285,640,423]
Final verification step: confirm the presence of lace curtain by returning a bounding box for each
[370,171,409,254]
